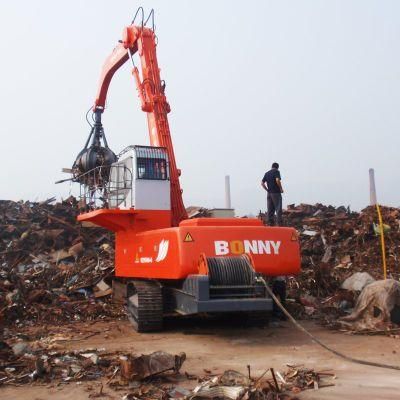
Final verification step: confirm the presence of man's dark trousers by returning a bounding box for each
[267,192,282,226]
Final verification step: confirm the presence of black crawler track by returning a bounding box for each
[127,280,163,332]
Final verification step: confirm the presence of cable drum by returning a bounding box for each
[207,256,256,286]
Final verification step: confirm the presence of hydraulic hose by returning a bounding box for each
[258,277,400,371]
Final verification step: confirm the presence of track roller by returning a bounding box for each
[127,280,163,332]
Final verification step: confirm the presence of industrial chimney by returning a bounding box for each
[369,168,377,206]
[225,175,231,209]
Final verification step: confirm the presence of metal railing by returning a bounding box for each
[78,164,133,211]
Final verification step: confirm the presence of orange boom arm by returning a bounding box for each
[94,25,187,227]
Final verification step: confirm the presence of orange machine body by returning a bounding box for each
[78,210,300,279]
[76,13,301,289]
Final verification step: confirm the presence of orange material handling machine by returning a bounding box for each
[70,8,300,331]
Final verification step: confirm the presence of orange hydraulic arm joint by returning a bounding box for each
[93,25,187,227]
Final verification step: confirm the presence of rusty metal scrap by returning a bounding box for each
[260,203,400,330]
[0,197,123,327]
[0,322,335,397]
[190,366,335,400]
[119,351,186,381]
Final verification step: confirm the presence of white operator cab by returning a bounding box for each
[108,145,171,210]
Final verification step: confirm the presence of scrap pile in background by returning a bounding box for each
[2,196,400,332]
[0,197,123,328]
[260,203,400,330]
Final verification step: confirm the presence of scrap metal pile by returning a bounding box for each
[186,366,335,400]
[0,197,123,328]
[0,330,335,398]
[259,203,400,329]
[2,196,399,332]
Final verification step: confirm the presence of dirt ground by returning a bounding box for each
[2,317,400,400]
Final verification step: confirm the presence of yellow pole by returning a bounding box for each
[376,203,387,279]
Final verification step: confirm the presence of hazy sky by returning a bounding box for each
[0,1,399,215]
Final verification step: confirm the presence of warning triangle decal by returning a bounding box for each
[184,232,194,242]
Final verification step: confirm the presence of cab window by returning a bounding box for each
[137,157,167,180]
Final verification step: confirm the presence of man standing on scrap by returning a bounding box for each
[261,162,284,226]
[261,162,286,320]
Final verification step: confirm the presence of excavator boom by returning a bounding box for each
[90,25,187,226]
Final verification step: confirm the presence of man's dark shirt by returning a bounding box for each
[262,169,281,193]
